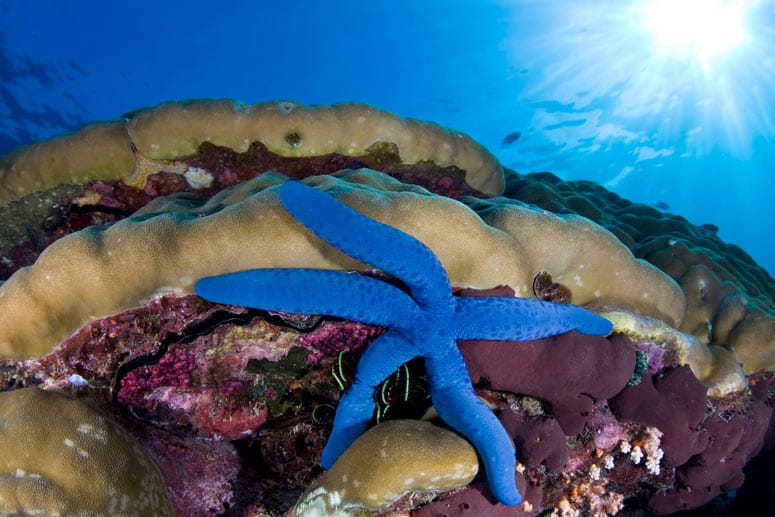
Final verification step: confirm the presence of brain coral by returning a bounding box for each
[0,387,171,516]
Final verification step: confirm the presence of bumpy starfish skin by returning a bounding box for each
[195,180,613,505]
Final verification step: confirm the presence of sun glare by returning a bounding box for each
[500,0,772,163]
[642,0,750,68]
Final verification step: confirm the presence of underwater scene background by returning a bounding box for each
[1,1,774,516]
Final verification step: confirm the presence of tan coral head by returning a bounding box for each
[0,99,505,205]
[0,387,172,516]
[291,419,479,515]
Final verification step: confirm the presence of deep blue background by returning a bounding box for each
[1,0,773,276]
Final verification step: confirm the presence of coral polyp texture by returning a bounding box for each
[0,387,171,516]
[291,419,480,516]
[0,99,773,516]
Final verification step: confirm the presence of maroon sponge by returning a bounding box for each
[412,479,541,517]
[460,332,636,435]
[498,411,569,471]
[649,398,773,514]
[610,366,707,467]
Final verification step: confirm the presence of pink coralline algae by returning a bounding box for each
[639,341,666,371]
[299,321,384,364]
[118,341,270,440]
[26,295,218,393]
[586,414,630,452]
[119,346,196,398]
[135,422,248,515]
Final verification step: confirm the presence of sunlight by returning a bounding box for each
[497,0,772,163]
[641,0,750,69]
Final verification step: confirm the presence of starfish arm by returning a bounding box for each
[425,344,522,506]
[321,329,417,468]
[195,268,421,326]
[453,296,613,340]
[279,181,450,306]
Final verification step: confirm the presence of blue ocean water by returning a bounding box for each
[1,0,773,276]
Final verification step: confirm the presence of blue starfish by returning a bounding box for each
[195,180,613,505]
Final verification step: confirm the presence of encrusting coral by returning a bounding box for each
[0,99,773,516]
[0,387,171,516]
[2,99,771,379]
[602,309,746,397]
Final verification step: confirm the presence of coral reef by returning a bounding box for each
[0,169,679,362]
[0,387,171,516]
[504,171,775,373]
[136,423,248,515]
[0,100,772,515]
[602,309,746,397]
[0,99,503,204]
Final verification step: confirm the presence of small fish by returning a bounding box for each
[502,131,521,145]
[699,223,719,234]
[653,201,670,210]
